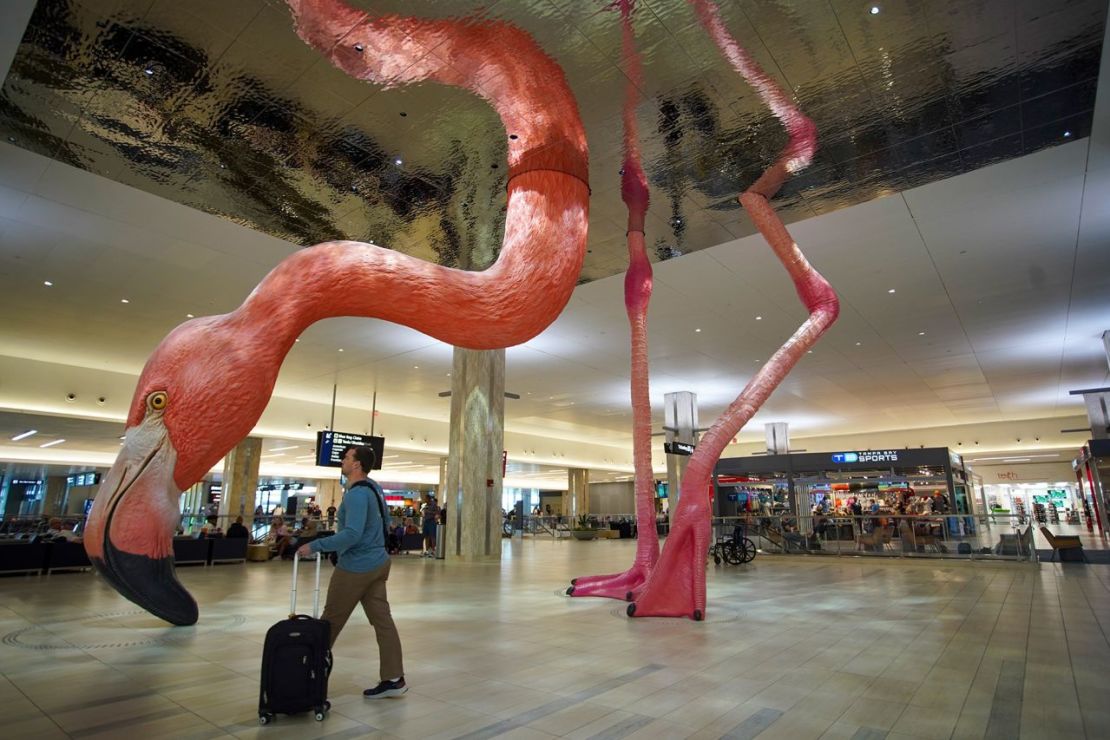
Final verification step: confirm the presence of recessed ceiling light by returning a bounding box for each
[119,436,126,440]
[120,298,130,304]
[887,288,896,294]
[807,350,813,354]
[186,313,194,318]
[870,5,880,14]
[394,158,403,166]
[40,439,65,448]
[855,342,862,346]
[143,67,154,76]
[269,445,299,452]
[43,280,53,287]
[338,348,344,352]
[755,316,762,320]
[413,365,419,369]
[1063,130,1072,138]
[11,430,37,441]
[695,328,702,333]
[918,331,926,336]
[295,338,300,343]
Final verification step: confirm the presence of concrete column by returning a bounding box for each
[438,456,448,503]
[567,468,589,522]
[444,347,505,562]
[219,437,262,521]
[664,391,699,509]
[44,476,67,516]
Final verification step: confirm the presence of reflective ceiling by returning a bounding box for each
[0,0,1103,282]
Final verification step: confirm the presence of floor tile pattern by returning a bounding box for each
[2,539,1109,739]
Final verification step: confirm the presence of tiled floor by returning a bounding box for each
[2,539,1109,739]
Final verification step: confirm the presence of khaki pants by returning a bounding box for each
[321,560,404,680]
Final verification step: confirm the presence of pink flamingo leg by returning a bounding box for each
[85,0,589,626]
[568,0,658,601]
[628,0,839,620]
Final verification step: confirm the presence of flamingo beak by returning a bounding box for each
[85,416,198,626]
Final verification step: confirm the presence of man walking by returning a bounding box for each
[298,444,406,698]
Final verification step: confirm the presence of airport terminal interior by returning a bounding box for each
[2,0,1110,738]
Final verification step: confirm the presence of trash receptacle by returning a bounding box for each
[435,523,445,559]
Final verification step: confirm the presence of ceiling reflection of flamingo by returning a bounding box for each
[84,0,589,625]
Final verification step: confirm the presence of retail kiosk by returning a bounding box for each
[715,447,972,518]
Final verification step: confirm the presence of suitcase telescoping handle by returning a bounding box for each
[290,551,322,619]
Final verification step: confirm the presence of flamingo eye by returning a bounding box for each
[147,391,168,412]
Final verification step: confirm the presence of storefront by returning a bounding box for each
[1074,439,1110,533]
[714,447,971,518]
[978,460,1083,527]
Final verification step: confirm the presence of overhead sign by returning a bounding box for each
[665,441,695,456]
[66,472,101,487]
[315,431,384,469]
[831,450,900,464]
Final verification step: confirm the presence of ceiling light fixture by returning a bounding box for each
[40,439,65,448]
[695,328,702,333]
[43,280,53,287]
[338,348,344,352]
[11,430,37,441]
[918,331,926,336]
[1063,130,1072,138]
[870,5,880,14]
[120,298,130,304]
[268,445,299,452]
[143,67,154,76]
[887,288,896,294]
[186,313,194,318]
[855,341,862,346]
[755,315,762,320]
[394,158,403,166]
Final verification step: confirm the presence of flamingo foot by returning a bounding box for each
[566,562,652,601]
[627,523,707,620]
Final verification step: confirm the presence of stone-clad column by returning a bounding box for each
[567,468,589,522]
[219,437,262,520]
[444,347,505,562]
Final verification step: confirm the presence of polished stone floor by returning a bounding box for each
[2,539,1109,739]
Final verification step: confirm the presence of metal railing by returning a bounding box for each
[713,513,1037,562]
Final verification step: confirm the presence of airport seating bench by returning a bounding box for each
[1040,527,1086,562]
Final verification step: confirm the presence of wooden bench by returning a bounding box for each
[1040,527,1086,562]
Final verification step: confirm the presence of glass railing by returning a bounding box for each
[711,513,1037,562]
[513,512,1036,562]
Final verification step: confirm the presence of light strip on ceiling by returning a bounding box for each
[39,439,65,448]
[966,453,1061,463]
[11,430,37,441]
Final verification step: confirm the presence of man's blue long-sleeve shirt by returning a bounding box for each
[309,480,388,572]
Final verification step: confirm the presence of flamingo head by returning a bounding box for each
[85,317,280,625]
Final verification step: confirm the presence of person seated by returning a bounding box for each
[46,517,82,543]
[225,516,249,538]
[200,515,222,538]
[403,517,419,535]
[269,517,291,559]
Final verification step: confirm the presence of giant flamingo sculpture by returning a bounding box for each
[570,0,840,619]
[567,0,659,601]
[84,0,589,626]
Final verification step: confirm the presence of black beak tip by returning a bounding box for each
[96,545,199,626]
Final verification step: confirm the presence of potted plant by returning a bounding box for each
[570,514,597,541]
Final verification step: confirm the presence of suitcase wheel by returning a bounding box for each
[314,706,327,721]
[259,713,273,725]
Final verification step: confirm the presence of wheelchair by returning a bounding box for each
[709,523,757,565]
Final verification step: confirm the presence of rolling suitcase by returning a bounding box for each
[258,552,332,724]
